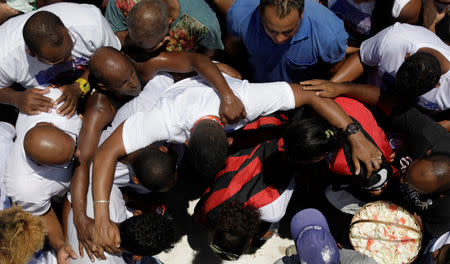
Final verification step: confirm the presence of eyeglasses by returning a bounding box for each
[37,31,76,65]
[209,243,240,261]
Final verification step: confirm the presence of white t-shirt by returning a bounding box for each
[430,231,450,252]
[392,0,411,18]
[122,74,296,154]
[0,2,121,89]
[67,184,131,264]
[0,122,15,210]
[259,177,295,223]
[360,23,450,111]
[5,87,82,215]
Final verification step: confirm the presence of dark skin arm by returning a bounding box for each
[70,93,116,261]
[132,51,247,125]
[330,52,365,83]
[91,123,126,259]
[0,86,55,114]
[397,0,422,24]
[290,83,382,176]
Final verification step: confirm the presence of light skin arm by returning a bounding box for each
[290,83,382,177]
[41,207,77,264]
[133,51,247,124]
[70,93,115,261]
[330,52,365,83]
[0,86,55,114]
[91,123,126,259]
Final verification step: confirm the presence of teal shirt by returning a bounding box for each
[105,0,224,51]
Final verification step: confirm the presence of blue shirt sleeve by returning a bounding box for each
[226,0,259,38]
[312,15,348,64]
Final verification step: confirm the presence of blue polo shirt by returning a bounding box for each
[227,0,348,83]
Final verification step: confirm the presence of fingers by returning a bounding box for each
[33,86,51,94]
[78,243,84,258]
[299,79,322,85]
[67,245,78,260]
[57,97,77,117]
[353,157,361,175]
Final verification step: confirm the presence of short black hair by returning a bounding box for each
[185,120,228,184]
[126,0,168,49]
[283,117,344,162]
[119,212,176,256]
[260,0,304,18]
[23,11,66,55]
[132,146,177,192]
[421,152,450,193]
[396,52,441,99]
[210,200,261,258]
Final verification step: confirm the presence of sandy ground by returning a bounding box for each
[156,200,295,264]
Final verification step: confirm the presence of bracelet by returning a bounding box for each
[94,200,109,204]
[75,78,90,97]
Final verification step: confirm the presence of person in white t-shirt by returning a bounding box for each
[328,23,450,111]
[0,3,120,117]
[0,121,15,211]
[4,87,82,263]
[89,73,385,256]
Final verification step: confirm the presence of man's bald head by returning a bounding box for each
[24,123,76,166]
[23,11,67,55]
[406,152,450,194]
[126,0,168,50]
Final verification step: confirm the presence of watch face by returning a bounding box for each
[347,123,359,135]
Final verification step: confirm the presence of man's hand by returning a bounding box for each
[52,81,82,117]
[56,243,78,264]
[73,214,97,261]
[424,0,449,31]
[13,86,55,114]
[348,132,382,178]
[219,93,247,125]
[91,219,121,260]
[301,79,344,98]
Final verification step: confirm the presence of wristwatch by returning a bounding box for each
[344,123,360,137]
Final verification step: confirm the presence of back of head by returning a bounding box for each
[210,200,261,259]
[260,0,304,18]
[420,152,450,193]
[132,146,177,191]
[0,206,47,264]
[283,117,344,163]
[23,11,66,55]
[126,0,168,50]
[396,52,441,100]
[185,120,228,184]
[119,212,176,256]
[24,124,75,165]
[89,46,130,85]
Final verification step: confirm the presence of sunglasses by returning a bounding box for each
[209,243,240,261]
[36,31,76,65]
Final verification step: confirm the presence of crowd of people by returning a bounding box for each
[0,0,448,263]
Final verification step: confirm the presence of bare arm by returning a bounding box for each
[397,0,422,24]
[213,0,235,16]
[133,51,246,124]
[0,86,55,114]
[70,93,115,261]
[90,123,126,259]
[290,83,382,177]
[330,52,365,83]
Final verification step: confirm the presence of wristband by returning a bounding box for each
[75,78,90,96]
[93,200,109,204]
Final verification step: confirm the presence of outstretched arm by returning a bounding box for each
[132,51,246,124]
[70,94,116,261]
[330,52,365,83]
[290,83,382,177]
[90,123,126,259]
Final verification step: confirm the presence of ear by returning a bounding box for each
[432,249,439,261]
[131,176,140,184]
[158,145,169,153]
[26,49,35,57]
[227,137,233,146]
[133,209,143,216]
[426,149,432,156]
[404,52,411,60]
[97,83,107,91]
[185,139,189,147]
[132,255,143,261]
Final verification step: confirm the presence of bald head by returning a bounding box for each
[24,123,76,166]
[407,153,450,194]
[23,11,67,55]
[126,0,168,50]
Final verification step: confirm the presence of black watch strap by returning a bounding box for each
[344,123,360,137]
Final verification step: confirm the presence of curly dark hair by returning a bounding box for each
[210,200,261,258]
[396,52,441,100]
[119,212,176,256]
[283,117,344,162]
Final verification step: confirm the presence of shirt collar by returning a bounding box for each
[291,7,310,43]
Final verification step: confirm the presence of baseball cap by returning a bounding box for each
[290,209,340,264]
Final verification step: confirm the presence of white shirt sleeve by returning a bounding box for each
[392,0,411,18]
[122,110,170,154]
[360,27,391,67]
